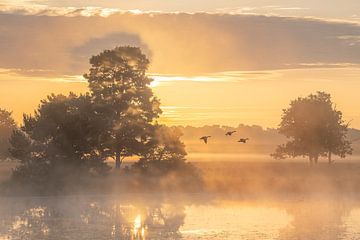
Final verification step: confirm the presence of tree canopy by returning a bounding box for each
[84,46,161,168]
[7,46,202,194]
[133,125,188,174]
[8,93,110,192]
[131,125,202,192]
[272,92,352,164]
[0,108,16,159]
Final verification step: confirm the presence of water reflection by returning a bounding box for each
[278,199,352,240]
[0,196,187,240]
[0,196,360,239]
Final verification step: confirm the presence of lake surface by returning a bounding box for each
[0,194,359,240]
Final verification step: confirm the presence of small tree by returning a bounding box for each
[0,108,17,158]
[142,125,187,162]
[84,46,161,169]
[131,125,203,191]
[133,125,187,170]
[272,92,352,164]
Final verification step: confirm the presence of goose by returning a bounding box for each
[200,136,211,144]
[225,131,237,136]
[238,138,249,143]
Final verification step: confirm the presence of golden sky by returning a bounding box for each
[0,1,360,128]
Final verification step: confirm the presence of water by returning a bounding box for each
[0,195,359,240]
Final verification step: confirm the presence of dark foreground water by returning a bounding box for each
[0,194,359,240]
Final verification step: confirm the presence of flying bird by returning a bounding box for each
[225,131,237,136]
[238,138,249,143]
[200,136,211,144]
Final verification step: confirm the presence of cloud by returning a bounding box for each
[215,5,309,15]
[0,4,123,17]
[150,71,277,85]
[71,32,151,73]
[1,10,360,76]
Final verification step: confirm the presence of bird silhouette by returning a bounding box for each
[225,131,237,136]
[238,138,249,143]
[200,136,211,144]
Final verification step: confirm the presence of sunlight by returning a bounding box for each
[133,214,146,239]
[150,74,236,83]
[180,203,293,239]
[1,1,360,240]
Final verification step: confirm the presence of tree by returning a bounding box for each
[84,46,161,169]
[272,92,352,164]
[8,93,110,192]
[0,108,17,158]
[133,125,187,169]
[6,46,202,194]
[131,126,203,192]
[142,125,187,162]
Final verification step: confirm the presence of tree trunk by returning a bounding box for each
[328,151,332,164]
[314,155,318,164]
[309,156,313,165]
[115,150,121,169]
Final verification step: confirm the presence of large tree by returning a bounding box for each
[84,46,161,169]
[0,108,16,158]
[7,46,202,193]
[272,92,352,164]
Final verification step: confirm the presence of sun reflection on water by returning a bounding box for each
[1,197,360,240]
[133,214,146,240]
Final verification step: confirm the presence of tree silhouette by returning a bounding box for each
[84,46,161,169]
[272,92,352,164]
[131,126,203,192]
[0,108,16,158]
[7,46,202,194]
[140,125,187,162]
[8,93,110,193]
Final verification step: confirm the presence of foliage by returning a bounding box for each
[130,159,203,192]
[84,46,161,168]
[131,126,203,192]
[6,46,201,194]
[0,108,17,158]
[139,125,187,162]
[8,93,110,193]
[272,91,352,163]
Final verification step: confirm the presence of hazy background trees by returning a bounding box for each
[272,92,352,164]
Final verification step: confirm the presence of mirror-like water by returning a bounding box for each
[0,195,359,240]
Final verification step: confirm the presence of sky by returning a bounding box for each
[0,1,360,128]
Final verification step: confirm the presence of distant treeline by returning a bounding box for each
[178,125,360,156]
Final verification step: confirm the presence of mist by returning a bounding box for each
[1,2,360,240]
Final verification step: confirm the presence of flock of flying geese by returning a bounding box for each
[200,133,360,145]
[200,131,249,144]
